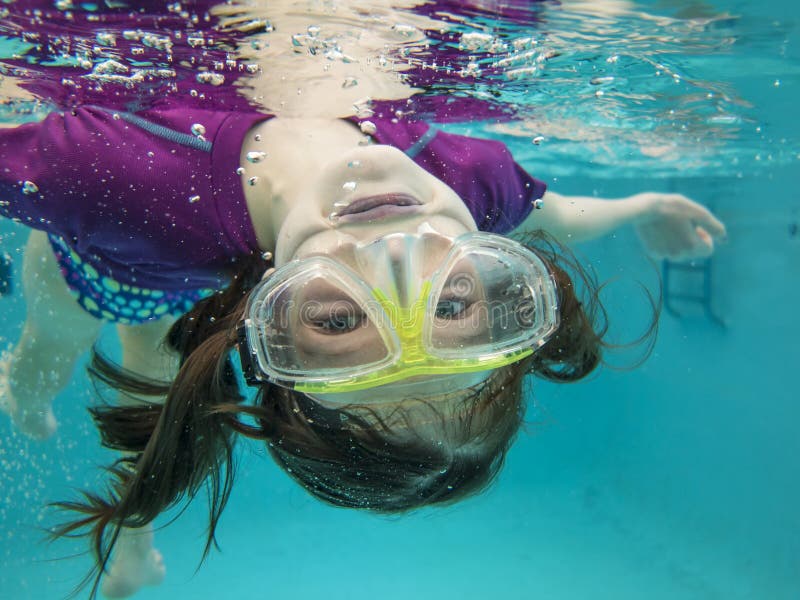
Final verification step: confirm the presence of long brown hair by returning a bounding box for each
[52,232,634,598]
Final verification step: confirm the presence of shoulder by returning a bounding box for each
[378,123,545,234]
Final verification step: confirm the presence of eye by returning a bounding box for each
[435,298,470,320]
[312,312,365,334]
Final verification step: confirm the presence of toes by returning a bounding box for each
[143,550,167,585]
[100,548,166,598]
[100,575,138,599]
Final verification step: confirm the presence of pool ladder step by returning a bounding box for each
[662,258,725,327]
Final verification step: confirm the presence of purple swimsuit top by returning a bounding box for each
[0,106,545,291]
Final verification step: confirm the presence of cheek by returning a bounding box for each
[426,182,478,230]
[274,208,331,264]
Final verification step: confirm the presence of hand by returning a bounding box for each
[632,192,727,261]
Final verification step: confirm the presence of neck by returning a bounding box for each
[240,117,364,251]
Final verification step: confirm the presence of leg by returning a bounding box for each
[114,317,179,406]
[100,317,177,598]
[99,524,166,599]
[1,230,102,439]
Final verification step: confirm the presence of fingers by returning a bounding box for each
[689,204,727,241]
[691,226,715,259]
[670,194,727,241]
[664,225,714,261]
[636,220,716,261]
[636,193,728,260]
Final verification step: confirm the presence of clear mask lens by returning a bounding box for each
[247,259,398,383]
[426,242,556,358]
[241,231,559,391]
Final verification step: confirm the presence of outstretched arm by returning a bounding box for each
[510,190,727,261]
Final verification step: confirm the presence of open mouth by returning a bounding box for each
[336,194,422,221]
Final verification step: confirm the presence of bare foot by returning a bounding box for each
[100,526,166,599]
[0,349,58,440]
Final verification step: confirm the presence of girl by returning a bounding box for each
[0,102,724,598]
[0,1,726,597]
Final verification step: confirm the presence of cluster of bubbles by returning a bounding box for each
[0,0,265,122]
[0,2,794,180]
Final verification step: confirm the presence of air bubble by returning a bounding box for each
[353,97,374,118]
[532,136,545,145]
[246,151,267,163]
[94,60,129,75]
[189,195,200,203]
[342,77,358,89]
[191,123,206,137]
[96,32,116,46]
[459,32,494,51]
[359,121,376,135]
[236,167,246,175]
[142,33,172,51]
[22,181,39,195]
[459,62,481,78]
[248,176,259,186]
[392,24,417,37]
[342,181,357,192]
[195,72,225,86]
[187,35,205,48]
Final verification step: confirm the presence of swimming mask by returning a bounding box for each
[236,231,559,395]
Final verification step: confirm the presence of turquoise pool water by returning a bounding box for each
[1,1,798,598]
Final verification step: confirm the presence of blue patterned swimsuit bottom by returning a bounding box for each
[48,235,212,324]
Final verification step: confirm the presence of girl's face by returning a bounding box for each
[274,144,478,265]
[273,144,488,405]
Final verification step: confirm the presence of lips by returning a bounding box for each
[336,194,421,217]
